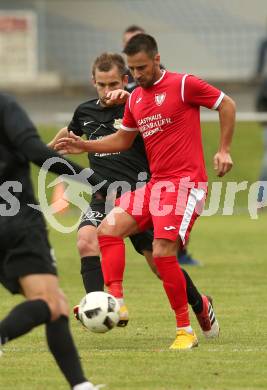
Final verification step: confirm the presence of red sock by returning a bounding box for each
[98,235,125,298]
[154,256,190,328]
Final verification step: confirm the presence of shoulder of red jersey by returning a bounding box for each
[164,70,186,82]
[126,86,142,113]
[160,71,190,102]
[161,71,224,109]
[179,73,224,108]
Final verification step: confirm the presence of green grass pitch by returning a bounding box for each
[0,122,267,389]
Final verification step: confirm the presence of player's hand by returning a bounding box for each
[48,137,63,150]
[213,151,233,177]
[48,127,69,150]
[54,132,88,154]
[104,89,130,106]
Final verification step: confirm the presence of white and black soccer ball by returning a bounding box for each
[78,291,120,333]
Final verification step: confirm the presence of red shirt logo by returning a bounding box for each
[155,92,166,106]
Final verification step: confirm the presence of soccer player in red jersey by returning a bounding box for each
[56,34,235,350]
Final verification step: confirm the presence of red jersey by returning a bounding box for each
[121,70,224,184]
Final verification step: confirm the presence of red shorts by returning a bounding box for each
[115,178,206,243]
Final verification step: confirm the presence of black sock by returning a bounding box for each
[46,315,87,387]
[0,299,51,345]
[81,256,104,293]
[182,269,203,314]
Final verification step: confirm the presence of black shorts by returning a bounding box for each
[79,197,106,229]
[79,198,153,255]
[0,220,57,294]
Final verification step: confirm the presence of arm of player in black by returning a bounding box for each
[3,96,109,194]
[22,136,110,194]
[48,104,83,149]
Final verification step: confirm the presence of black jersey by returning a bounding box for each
[68,98,150,191]
[0,93,106,227]
[0,93,42,226]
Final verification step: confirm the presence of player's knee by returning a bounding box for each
[152,239,177,258]
[77,236,99,257]
[97,222,116,237]
[152,241,165,257]
[46,292,68,321]
[97,220,128,237]
[47,301,61,321]
[32,290,65,321]
[57,289,69,317]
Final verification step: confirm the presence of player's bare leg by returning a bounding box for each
[20,274,67,320]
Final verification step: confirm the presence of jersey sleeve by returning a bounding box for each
[121,95,138,131]
[183,75,224,110]
[68,107,83,136]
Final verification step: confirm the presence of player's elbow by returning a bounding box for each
[218,95,236,118]
[116,129,136,151]
[228,96,236,113]
[114,137,133,152]
[219,95,236,113]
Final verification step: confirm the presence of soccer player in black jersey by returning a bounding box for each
[0,93,101,390]
[50,53,219,337]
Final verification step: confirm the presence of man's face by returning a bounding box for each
[93,66,127,106]
[127,51,161,88]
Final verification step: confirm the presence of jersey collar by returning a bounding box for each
[153,70,166,86]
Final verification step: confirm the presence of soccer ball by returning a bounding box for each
[78,291,120,333]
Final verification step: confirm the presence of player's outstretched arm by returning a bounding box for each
[214,94,236,177]
[2,94,109,193]
[48,126,69,149]
[55,129,138,155]
[105,89,130,106]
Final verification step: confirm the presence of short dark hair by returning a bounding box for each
[123,33,158,58]
[92,52,127,78]
[123,25,145,34]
